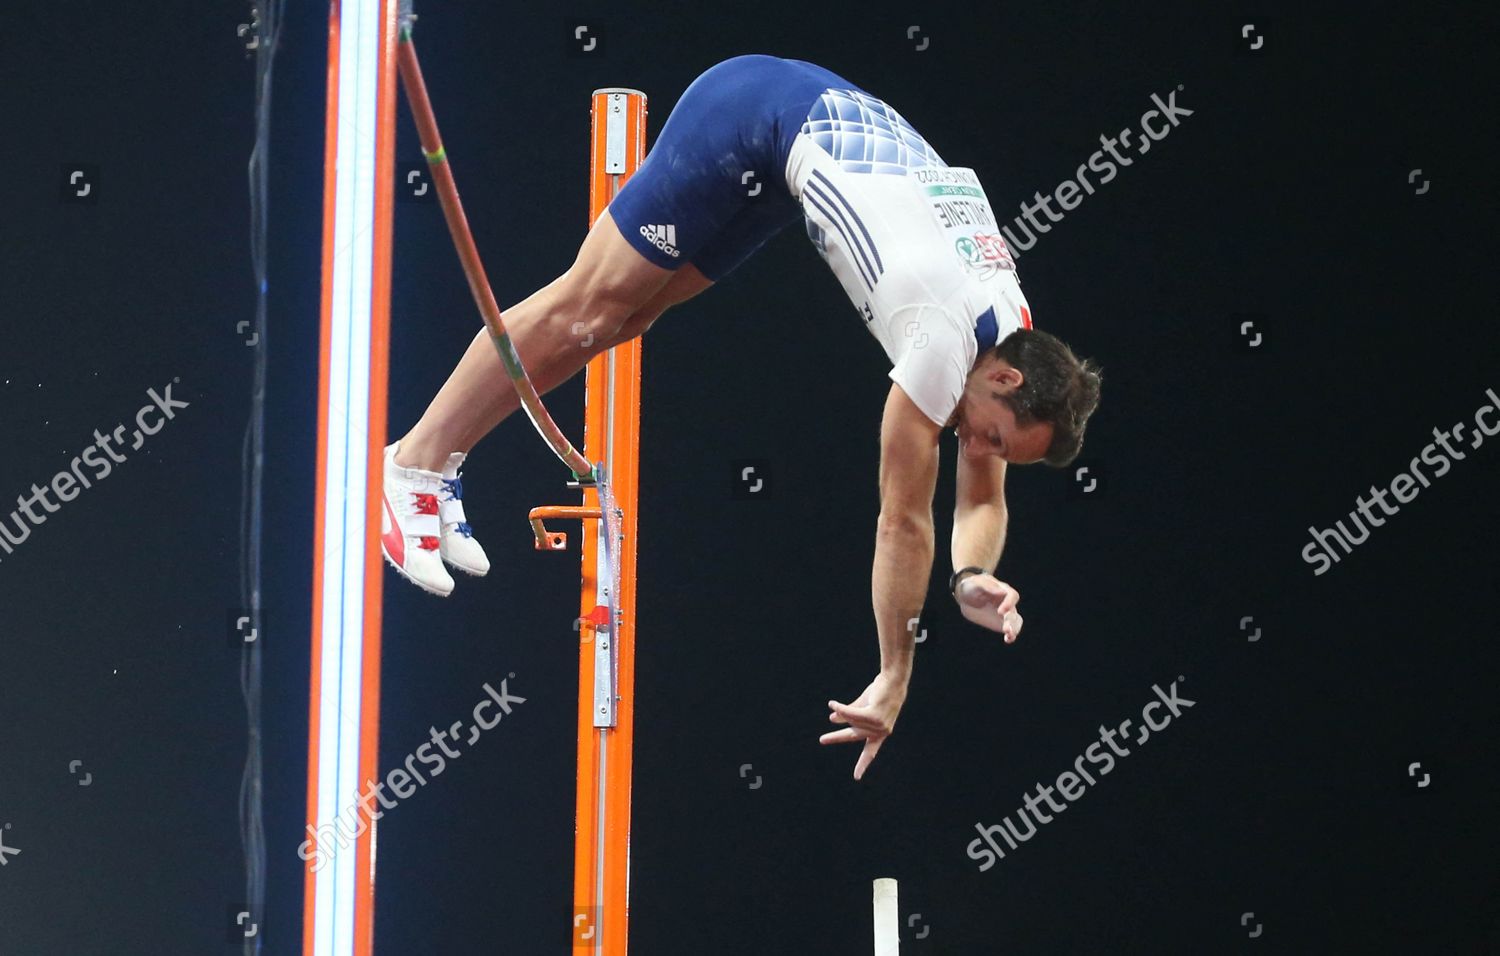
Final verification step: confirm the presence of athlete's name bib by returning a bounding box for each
[909,166,1015,279]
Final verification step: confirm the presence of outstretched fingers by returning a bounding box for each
[819,726,865,745]
[817,726,884,780]
[994,585,1019,618]
[853,739,883,780]
[828,699,885,731]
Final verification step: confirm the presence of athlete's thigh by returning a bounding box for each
[653,261,715,309]
[564,207,677,314]
[614,263,715,340]
[602,61,782,276]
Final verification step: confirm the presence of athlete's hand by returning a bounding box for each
[956,574,1023,642]
[820,672,908,781]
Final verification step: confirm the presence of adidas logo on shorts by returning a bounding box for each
[639,223,681,258]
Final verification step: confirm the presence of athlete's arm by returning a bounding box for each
[953,448,1008,573]
[820,382,940,780]
[872,381,941,681]
[952,449,1024,641]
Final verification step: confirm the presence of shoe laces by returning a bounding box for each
[441,477,475,538]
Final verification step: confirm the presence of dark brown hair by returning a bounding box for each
[990,329,1101,467]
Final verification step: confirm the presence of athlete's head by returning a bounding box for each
[946,329,1101,466]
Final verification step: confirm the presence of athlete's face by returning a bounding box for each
[949,358,1054,465]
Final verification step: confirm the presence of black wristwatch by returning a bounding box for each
[949,565,986,596]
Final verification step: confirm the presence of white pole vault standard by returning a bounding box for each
[305,1,398,955]
[873,878,900,955]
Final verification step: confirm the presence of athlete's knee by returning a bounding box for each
[550,302,633,355]
[585,295,639,343]
[544,274,629,342]
[607,306,666,346]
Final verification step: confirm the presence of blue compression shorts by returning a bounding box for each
[605,55,870,281]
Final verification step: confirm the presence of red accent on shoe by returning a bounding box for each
[381,494,405,566]
[418,536,440,551]
[414,493,439,515]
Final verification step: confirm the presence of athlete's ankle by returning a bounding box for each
[393,434,444,473]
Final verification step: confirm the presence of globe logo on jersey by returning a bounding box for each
[954,232,1015,280]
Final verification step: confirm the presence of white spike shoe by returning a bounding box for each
[380,442,455,597]
[438,452,491,577]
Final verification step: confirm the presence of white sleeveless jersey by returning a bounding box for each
[783,89,1033,427]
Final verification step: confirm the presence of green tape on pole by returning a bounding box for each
[423,145,447,165]
[487,331,527,379]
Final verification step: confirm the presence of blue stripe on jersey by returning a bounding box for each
[803,186,876,290]
[809,170,884,275]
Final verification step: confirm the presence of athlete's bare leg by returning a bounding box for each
[448,257,713,455]
[395,208,714,471]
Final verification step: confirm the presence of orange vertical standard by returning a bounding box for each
[572,88,648,955]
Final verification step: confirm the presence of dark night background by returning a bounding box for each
[2,1,1497,953]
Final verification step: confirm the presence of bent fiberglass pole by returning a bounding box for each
[394,22,597,485]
